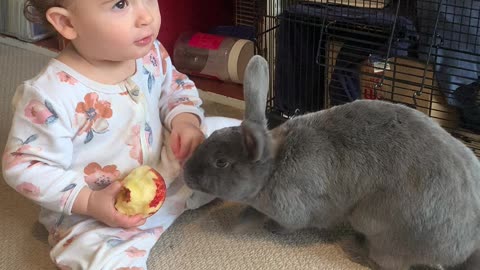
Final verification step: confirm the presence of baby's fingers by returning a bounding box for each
[170,131,181,158]
[114,213,146,228]
[177,140,192,161]
[130,214,147,226]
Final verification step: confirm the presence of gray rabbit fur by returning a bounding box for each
[183,55,480,270]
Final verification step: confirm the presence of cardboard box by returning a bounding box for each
[325,40,459,129]
[359,57,459,129]
[326,41,343,86]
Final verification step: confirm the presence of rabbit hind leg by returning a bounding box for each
[444,249,480,270]
[366,234,413,270]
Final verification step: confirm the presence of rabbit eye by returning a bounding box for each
[214,159,230,168]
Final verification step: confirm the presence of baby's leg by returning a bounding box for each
[48,179,191,270]
[51,219,159,270]
[186,116,242,209]
[201,116,242,137]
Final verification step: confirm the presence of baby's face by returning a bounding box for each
[67,0,161,61]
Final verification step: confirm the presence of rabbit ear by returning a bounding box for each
[243,55,269,128]
[241,121,267,162]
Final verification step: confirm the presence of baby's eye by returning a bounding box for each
[113,0,128,9]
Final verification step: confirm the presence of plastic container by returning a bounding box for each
[173,32,254,84]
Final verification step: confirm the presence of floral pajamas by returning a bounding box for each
[2,40,241,269]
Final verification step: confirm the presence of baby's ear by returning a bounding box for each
[241,121,266,162]
[46,7,77,40]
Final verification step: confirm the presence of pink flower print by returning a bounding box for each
[24,99,58,125]
[142,45,160,92]
[116,228,143,240]
[15,182,40,199]
[63,235,77,248]
[171,70,195,91]
[57,71,78,85]
[125,246,147,258]
[151,227,164,238]
[167,97,195,111]
[127,125,143,164]
[143,226,164,239]
[3,135,42,170]
[27,160,43,169]
[126,123,152,165]
[142,45,161,77]
[84,162,120,190]
[75,93,112,144]
[159,43,169,76]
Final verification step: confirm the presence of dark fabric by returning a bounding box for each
[454,82,480,132]
[416,0,480,107]
[274,7,327,114]
[329,46,370,105]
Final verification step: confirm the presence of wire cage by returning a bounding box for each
[244,0,480,157]
[236,0,258,26]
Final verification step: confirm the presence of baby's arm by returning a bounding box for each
[155,41,207,160]
[3,83,86,215]
[3,84,145,228]
[156,41,204,129]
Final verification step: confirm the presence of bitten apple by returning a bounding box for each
[115,165,167,218]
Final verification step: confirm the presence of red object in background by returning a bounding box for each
[188,33,225,50]
[157,0,235,57]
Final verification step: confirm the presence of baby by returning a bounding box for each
[2,0,240,269]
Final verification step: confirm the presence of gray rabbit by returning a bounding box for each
[183,55,480,270]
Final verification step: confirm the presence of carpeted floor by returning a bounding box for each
[0,38,368,270]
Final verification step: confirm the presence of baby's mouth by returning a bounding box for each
[135,35,153,46]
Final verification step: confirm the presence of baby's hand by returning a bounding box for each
[86,181,146,228]
[170,113,204,162]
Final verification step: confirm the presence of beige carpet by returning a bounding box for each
[0,38,367,270]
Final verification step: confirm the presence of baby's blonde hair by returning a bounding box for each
[24,0,66,28]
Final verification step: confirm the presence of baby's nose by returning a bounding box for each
[135,6,154,27]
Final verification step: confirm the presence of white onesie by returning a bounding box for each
[2,40,240,269]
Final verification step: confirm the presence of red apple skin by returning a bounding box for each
[115,166,167,217]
